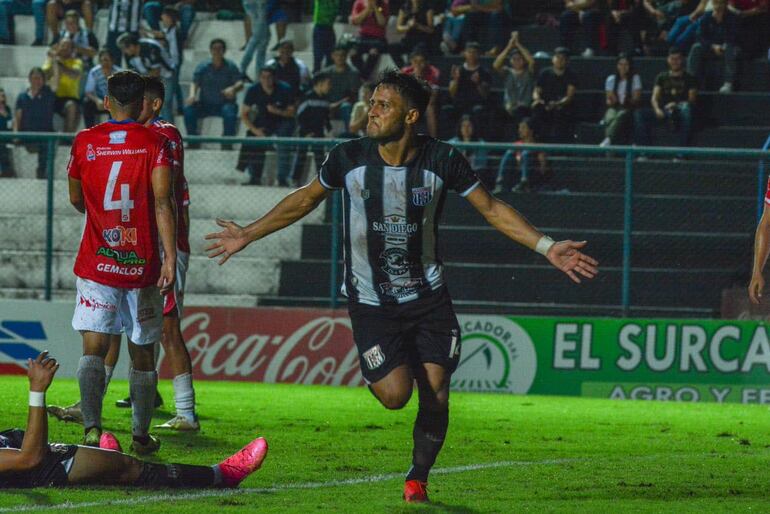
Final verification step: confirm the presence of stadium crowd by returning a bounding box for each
[0,0,768,189]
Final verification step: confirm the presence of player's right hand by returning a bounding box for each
[158,260,175,295]
[749,273,765,304]
[28,351,59,393]
[204,218,250,265]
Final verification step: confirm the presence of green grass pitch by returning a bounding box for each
[0,376,769,513]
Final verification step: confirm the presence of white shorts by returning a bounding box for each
[72,278,163,346]
[163,250,189,317]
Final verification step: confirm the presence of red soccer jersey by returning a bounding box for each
[150,117,190,253]
[68,119,172,288]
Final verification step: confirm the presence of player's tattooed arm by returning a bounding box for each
[205,178,329,265]
[0,352,58,473]
[465,185,598,283]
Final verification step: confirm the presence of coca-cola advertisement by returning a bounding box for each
[160,307,365,386]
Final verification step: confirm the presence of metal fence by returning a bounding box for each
[0,132,767,317]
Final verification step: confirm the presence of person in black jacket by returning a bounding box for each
[292,72,333,186]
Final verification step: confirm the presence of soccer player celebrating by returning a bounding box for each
[0,352,267,489]
[205,71,598,503]
[68,70,176,454]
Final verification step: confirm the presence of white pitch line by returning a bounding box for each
[0,458,581,512]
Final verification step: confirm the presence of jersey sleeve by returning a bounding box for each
[66,134,81,180]
[446,145,481,197]
[154,137,173,169]
[318,144,344,190]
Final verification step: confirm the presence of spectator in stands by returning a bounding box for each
[453,0,506,55]
[14,67,55,179]
[731,0,768,59]
[55,9,98,69]
[445,41,492,137]
[266,39,311,97]
[0,0,46,45]
[560,0,602,57]
[493,31,535,132]
[293,72,332,186]
[184,38,244,150]
[449,114,489,183]
[687,0,737,92]
[634,46,697,148]
[531,47,577,143]
[105,0,143,65]
[346,81,373,135]
[118,32,176,120]
[144,0,195,43]
[348,0,389,79]
[322,44,361,131]
[600,53,642,146]
[401,47,439,136]
[237,66,296,186]
[83,48,122,127]
[441,0,466,54]
[145,6,183,119]
[43,38,83,133]
[392,0,435,67]
[313,0,339,72]
[0,88,15,178]
[494,117,550,193]
[666,0,710,50]
[607,0,648,55]
[46,0,92,41]
[241,0,269,79]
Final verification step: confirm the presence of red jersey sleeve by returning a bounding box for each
[154,137,173,169]
[67,134,82,180]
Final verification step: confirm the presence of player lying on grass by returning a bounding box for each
[0,352,267,489]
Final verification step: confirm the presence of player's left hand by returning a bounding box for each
[158,259,175,295]
[546,240,599,284]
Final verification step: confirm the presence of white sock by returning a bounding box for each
[103,365,114,397]
[173,372,196,421]
[77,355,105,430]
[130,369,158,437]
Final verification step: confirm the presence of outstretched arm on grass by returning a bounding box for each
[205,178,330,265]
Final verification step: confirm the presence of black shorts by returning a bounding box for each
[0,444,78,488]
[348,287,462,384]
[54,97,80,116]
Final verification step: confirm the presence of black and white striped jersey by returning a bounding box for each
[319,136,481,306]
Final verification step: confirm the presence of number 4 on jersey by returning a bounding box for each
[103,161,134,222]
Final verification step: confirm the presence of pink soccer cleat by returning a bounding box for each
[99,432,123,452]
[403,480,429,503]
[218,437,268,488]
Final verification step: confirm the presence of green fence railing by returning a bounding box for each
[1,132,767,316]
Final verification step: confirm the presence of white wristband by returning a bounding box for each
[29,391,45,408]
[535,236,555,256]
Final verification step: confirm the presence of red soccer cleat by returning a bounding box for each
[99,432,123,452]
[403,480,429,503]
[218,437,268,488]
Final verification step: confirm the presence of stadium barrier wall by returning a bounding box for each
[3,299,770,404]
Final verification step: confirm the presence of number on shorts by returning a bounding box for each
[103,161,135,222]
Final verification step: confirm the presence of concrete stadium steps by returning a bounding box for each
[436,192,754,232]
[0,250,281,295]
[0,213,305,258]
[298,223,752,269]
[575,122,770,148]
[275,259,733,313]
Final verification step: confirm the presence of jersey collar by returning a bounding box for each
[107,118,137,125]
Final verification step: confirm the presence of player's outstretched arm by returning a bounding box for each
[152,164,177,295]
[749,207,770,304]
[0,352,59,473]
[465,185,599,283]
[205,178,329,265]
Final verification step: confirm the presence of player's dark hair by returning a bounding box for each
[210,38,226,51]
[143,75,165,101]
[374,70,431,118]
[107,70,145,107]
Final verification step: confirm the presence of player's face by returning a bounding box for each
[367,86,408,142]
[137,96,155,123]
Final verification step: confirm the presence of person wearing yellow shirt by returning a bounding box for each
[42,38,83,132]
